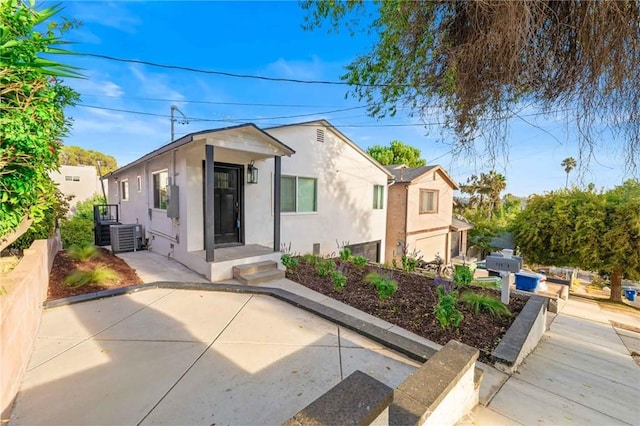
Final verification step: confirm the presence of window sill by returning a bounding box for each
[281,211,318,216]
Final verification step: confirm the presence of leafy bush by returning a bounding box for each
[454,265,474,287]
[316,258,337,277]
[352,255,368,268]
[301,253,319,265]
[339,247,352,261]
[67,244,98,261]
[331,270,347,290]
[60,216,94,248]
[434,285,463,330]
[401,255,419,273]
[73,194,107,221]
[460,292,511,317]
[64,265,119,288]
[365,272,398,300]
[281,253,299,272]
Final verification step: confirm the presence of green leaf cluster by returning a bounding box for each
[434,285,463,330]
[364,271,397,300]
[460,292,510,318]
[60,146,117,174]
[0,0,80,242]
[367,141,426,167]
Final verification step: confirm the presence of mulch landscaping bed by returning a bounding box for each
[48,248,143,301]
[286,259,528,363]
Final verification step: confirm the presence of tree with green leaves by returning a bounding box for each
[561,157,577,188]
[367,140,426,167]
[302,1,640,171]
[513,181,640,302]
[459,171,506,217]
[0,0,80,250]
[60,146,117,174]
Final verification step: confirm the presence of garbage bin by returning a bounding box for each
[515,272,543,292]
[625,289,637,302]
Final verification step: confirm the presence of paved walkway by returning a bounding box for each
[11,250,640,425]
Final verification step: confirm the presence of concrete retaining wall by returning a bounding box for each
[1,233,61,420]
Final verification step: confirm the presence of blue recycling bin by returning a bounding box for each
[515,272,543,292]
[625,289,637,302]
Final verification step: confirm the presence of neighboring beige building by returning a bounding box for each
[384,164,472,264]
[50,164,106,213]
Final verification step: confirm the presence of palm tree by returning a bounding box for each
[482,171,507,217]
[561,157,577,188]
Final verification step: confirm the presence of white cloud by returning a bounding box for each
[70,73,124,98]
[265,55,325,80]
[69,2,141,34]
[129,64,185,102]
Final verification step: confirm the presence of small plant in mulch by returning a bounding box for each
[352,255,368,268]
[67,244,99,262]
[364,271,398,301]
[434,285,463,330]
[281,253,299,272]
[64,265,119,288]
[301,253,320,265]
[316,258,337,277]
[331,269,347,291]
[460,292,511,318]
[339,247,352,262]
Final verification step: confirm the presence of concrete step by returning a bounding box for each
[235,268,285,285]
[233,260,279,278]
[474,367,484,390]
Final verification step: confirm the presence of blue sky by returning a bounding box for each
[54,0,632,196]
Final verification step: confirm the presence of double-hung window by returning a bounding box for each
[373,185,384,209]
[152,170,168,209]
[419,189,438,213]
[281,176,317,213]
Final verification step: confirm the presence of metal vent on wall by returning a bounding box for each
[110,224,143,253]
[316,128,325,143]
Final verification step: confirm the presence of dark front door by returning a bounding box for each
[213,164,241,245]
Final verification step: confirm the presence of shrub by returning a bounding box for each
[331,270,347,290]
[64,265,119,288]
[454,265,474,287]
[401,255,419,273]
[67,244,98,261]
[316,258,336,277]
[60,216,94,248]
[339,247,352,261]
[461,292,511,317]
[434,285,463,330]
[281,253,299,272]
[301,253,319,265]
[365,272,398,300]
[352,256,368,268]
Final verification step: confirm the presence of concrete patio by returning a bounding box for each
[9,250,640,425]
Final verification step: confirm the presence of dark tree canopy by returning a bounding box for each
[302,1,640,172]
[367,140,426,167]
[60,145,118,174]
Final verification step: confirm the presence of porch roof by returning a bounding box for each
[105,123,295,178]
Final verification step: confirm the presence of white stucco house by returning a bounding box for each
[104,120,391,281]
[50,164,106,213]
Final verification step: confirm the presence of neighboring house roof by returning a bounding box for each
[385,164,459,189]
[451,217,474,232]
[105,123,295,178]
[266,119,394,178]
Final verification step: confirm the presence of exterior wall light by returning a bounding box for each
[247,161,258,184]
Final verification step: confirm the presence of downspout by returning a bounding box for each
[404,184,410,256]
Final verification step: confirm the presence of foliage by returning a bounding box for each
[9,180,70,250]
[352,255,368,268]
[461,292,511,318]
[364,271,397,300]
[434,285,463,330]
[64,265,118,288]
[331,270,347,290]
[460,171,507,218]
[67,244,98,261]
[60,146,117,174]
[453,266,474,287]
[281,253,299,272]
[366,140,426,167]
[561,157,577,188]
[301,253,319,265]
[60,216,94,248]
[73,193,107,220]
[513,181,640,302]
[302,1,640,171]
[0,0,80,245]
[316,258,336,277]
[339,247,352,261]
[401,255,418,273]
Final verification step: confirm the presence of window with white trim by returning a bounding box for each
[136,176,142,192]
[419,189,438,213]
[152,170,168,209]
[373,185,384,209]
[281,176,317,213]
[120,180,129,201]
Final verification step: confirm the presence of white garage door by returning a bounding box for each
[415,234,448,263]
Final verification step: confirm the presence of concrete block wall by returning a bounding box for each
[1,234,61,420]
